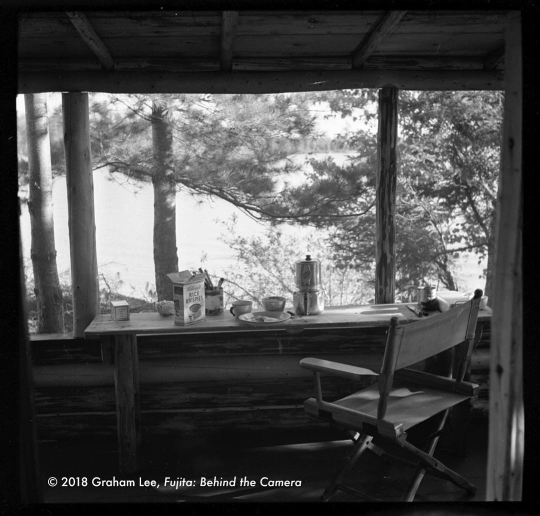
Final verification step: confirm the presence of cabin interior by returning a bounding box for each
[1,3,530,508]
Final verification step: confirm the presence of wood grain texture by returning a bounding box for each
[31,321,490,443]
[18,9,508,94]
[113,334,138,473]
[19,11,508,36]
[220,11,239,72]
[19,69,504,94]
[352,11,406,68]
[18,33,504,61]
[66,12,114,70]
[31,308,491,445]
[17,55,499,74]
[62,93,99,338]
[375,88,398,304]
[487,12,523,502]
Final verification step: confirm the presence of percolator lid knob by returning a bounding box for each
[305,255,311,261]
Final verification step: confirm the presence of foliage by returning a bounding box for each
[22,259,72,334]
[303,90,502,296]
[398,91,501,261]
[396,91,502,294]
[217,215,374,308]
[18,89,501,324]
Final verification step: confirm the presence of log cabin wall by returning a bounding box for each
[30,325,491,446]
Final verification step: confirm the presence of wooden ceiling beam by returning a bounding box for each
[66,12,115,71]
[483,45,505,70]
[351,11,406,69]
[18,69,504,94]
[220,11,239,72]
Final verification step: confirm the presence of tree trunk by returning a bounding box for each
[151,100,178,301]
[24,93,64,333]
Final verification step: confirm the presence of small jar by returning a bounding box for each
[417,283,436,304]
[205,288,224,315]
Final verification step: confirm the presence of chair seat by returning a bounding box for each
[305,382,473,433]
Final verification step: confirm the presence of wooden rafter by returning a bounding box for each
[352,11,406,69]
[18,69,504,94]
[66,11,114,71]
[220,11,239,72]
[483,45,505,70]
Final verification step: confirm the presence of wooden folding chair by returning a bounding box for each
[300,289,483,502]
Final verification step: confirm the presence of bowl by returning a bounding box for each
[262,296,286,312]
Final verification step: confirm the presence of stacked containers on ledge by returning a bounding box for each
[293,255,325,315]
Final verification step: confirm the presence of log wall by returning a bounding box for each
[31,324,491,447]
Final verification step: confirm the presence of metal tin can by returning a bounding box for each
[295,255,322,291]
[417,284,436,304]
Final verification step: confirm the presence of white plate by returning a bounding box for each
[239,311,291,325]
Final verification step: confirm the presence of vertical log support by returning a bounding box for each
[375,87,398,304]
[113,335,140,473]
[486,12,523,501]
[62,93,99,337]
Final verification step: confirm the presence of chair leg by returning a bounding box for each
[319,434,373,502]
[401,439,477,496]
[402,409,476,501]
[402,409,448,501]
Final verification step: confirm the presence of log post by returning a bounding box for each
[486,12,523,501]
[113,335,139,473]
[62,93,99,337]
[375,87,398,304]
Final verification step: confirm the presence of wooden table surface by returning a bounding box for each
[85,304,491,338]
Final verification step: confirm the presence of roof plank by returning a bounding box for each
[66,12,115,70]
[220,11,239,72]
[352,11,406,69]
[18,55,493,73]
[17,9,511,88]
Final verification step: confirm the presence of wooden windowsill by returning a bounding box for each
[29,333,78,341]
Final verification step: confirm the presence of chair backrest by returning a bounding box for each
[376,290,482,420]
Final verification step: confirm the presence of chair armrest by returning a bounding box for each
[394,368,479,396]
[300,357,378,381]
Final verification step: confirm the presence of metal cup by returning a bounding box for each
[230,300,252,318]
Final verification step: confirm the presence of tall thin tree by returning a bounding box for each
[24,93,64,333]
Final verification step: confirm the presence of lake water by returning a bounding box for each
[19,168,266,297]
[19,165,486,299]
